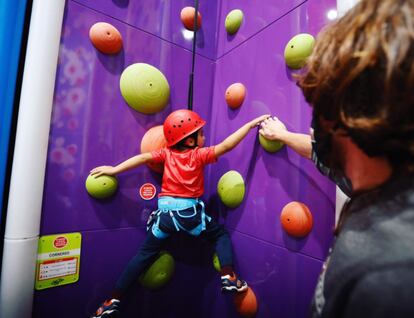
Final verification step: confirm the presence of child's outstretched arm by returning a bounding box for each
[259,116,312,159]
[90,152,153,177]
[214,115,270,158]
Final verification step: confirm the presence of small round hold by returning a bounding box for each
[225,83,246,109]
[233,287,258,318]
[120,63,170,114]
[140,125,167,174]
[85,174,118,199]
[259,134,284,153]
[89,22,123,54]
[284,33,315,69]
[225,9,244,35]
[280,201,313,237]
[180,7,202,31]
[217,170,245,209]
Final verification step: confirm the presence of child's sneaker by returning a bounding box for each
[221,275,248,293]
[90,299,120,318]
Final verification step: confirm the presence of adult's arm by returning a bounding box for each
[259,116,312,159]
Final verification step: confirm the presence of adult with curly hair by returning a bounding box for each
[260,0,414,316]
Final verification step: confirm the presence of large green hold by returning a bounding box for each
[225,9,243,35]
[217,170,245,208]
[120,63,170,114]
[85,174,118,199]
[259,134,284,153]
[139,251,175,290]
[284,33,315,69]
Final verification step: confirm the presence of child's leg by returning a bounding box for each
[113,229,167,297]
[201,219,234,270]
[91,220,170,317]
[201,219,248,293]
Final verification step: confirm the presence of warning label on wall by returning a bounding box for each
[35,233,82,290]
[38,257,78,281]
[139,183,157,200]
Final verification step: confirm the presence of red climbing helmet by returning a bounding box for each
[163,109,206,147]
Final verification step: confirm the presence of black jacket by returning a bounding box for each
[311,173,414,317]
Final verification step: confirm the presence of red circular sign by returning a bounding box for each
[139,183,157,200]
[53,236,68,249]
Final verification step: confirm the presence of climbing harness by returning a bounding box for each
[147,196,211,239]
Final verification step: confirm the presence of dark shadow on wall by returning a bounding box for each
[226,32,237,42]
[227,103,241,120]
[196,27,206,49]
[285,64,301,83]
[282,229,309,252]
[97,49,125,75]
[111,0,129,8]
[126,104,170,132]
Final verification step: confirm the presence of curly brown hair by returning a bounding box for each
[297,0,414,169]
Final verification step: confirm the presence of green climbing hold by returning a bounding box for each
[139,251,175,290]
[284,33,315,69]
[259,134,284,153]
[85,174,118,199]
[217,170,245,209]
[225,9,243,35]
[120,63,170,114]
[213,253,221,272]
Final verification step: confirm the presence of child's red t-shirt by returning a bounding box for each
[150,146,217,198]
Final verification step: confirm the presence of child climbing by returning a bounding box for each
[90,109,269,318]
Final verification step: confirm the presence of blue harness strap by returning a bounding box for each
[149,197,211,239]
[151,211,169,239]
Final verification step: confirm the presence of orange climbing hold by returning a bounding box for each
[140,125,167,173]
[233,287,258,318]
[89,22,123,54]
[225,83,246,109]
[180,7,202,31]
[280,201,313,237]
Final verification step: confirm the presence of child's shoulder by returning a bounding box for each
[165,146,213,155]
[193,146,213,154]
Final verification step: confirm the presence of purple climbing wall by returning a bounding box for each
[207,1,336,316]
[33,0,336,317]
